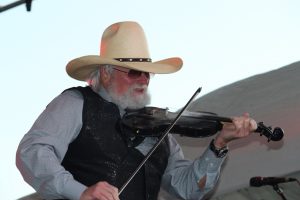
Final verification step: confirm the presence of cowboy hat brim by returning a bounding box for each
[66,55,183,81]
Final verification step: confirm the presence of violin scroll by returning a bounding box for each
[255,122,284,142]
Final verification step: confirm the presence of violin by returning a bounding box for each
[121,106,284,142]
[118,87,284,195]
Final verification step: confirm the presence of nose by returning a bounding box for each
[137,72,150,84]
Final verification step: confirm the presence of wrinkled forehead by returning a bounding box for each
[110,65,149,73]
[111,65,131,72]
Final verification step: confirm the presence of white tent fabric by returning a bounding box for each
[161,61,300,199]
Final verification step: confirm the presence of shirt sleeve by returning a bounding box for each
[161,135,226,200]
[16,90,87,200]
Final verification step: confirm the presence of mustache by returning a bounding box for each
[131,84,148,90]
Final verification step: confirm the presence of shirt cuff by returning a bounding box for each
[61,179,87,200]
[206,146,226,172]
[193,146,226,180]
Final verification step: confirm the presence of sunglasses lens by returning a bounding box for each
[113,68,152,79]
[128,70,150,79]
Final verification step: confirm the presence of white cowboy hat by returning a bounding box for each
[66,21,183,81]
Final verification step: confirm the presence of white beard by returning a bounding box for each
[106,83,151,110]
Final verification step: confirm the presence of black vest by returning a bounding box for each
[61,87,170,200]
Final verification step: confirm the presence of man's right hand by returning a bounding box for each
[80,181,120,200]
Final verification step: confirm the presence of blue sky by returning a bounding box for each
[1,0,300,199]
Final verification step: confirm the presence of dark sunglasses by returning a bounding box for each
[113,68,152,79]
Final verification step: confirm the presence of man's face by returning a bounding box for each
[110,66,150,97]
[103,66,151,109]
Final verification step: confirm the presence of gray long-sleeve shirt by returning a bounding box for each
[16,89,226,200]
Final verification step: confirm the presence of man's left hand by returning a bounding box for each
[214,113,257,148]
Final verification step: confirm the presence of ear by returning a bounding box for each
[100,67,111,87]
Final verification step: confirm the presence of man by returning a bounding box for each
[16,21,256,200]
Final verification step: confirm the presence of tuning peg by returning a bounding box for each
[272,127,284,141]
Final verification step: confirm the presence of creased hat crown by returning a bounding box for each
[100,21,150,59]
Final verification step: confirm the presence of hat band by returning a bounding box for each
[114,58,152,62]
